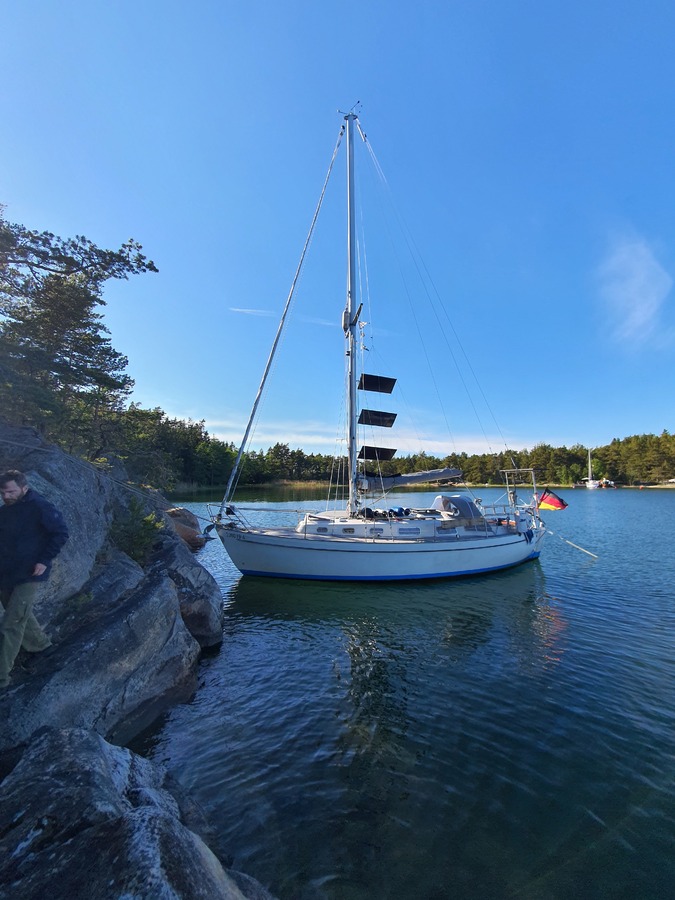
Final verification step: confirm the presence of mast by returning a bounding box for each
[344,112,359,515]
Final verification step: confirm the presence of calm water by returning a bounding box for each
[136,489,675,899]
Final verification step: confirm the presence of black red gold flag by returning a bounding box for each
[537,488,568,510]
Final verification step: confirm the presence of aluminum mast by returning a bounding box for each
[343,112,359,516]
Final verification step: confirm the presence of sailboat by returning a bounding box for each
[211,112,546,581]
[584,448,600,490]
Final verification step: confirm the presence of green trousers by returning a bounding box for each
[0,582,52,686]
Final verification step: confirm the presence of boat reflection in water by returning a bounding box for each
[211,563,571,897]
[224,561,564,671]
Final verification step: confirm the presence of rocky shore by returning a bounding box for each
[0,423,274,899]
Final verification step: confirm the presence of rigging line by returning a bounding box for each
[228,261,302,501]
[221,123,346,512]
[361,136,507,457]
[355,219,453,461]
[357,145,456,451]
[354,219,455,463]
[327,385,349,508]
[354,196,388,479]
[358,139,458,454]
[546,528,598,559]
[355,139,458,466]
[365,331,449,465]
[352,236,397,498]
[363,137,489,452]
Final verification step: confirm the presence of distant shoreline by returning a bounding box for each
[169,480,675,501]
[543,484,675,490]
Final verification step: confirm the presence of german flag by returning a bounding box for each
[537,488,568,511]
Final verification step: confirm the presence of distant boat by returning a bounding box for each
[211,111,546,581]
[582,448,615,489]
[584,449,601,490]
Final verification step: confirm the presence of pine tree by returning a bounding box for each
[0,209,156,450]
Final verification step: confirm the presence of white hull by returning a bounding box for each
[217,524,545,581]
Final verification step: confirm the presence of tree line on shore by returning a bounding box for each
[2,208,674,492]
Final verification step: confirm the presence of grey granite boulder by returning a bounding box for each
[166,506,208,550]
[0,727,275,899]
[0,424,260,894]
[0,422,225,651]
[150,532,224,648]
[0,422,225,741]
[0,571,200,752]
[0,423,116,610]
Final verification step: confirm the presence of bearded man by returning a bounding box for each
[0,470,69,688]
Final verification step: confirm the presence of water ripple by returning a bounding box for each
[135,492,675,899]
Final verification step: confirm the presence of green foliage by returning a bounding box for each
[116,406,237,489]
[182,432,674,489]
[0,207,155,450]
[0,274,133,439]
[0,211,157,309]
[66,591,94,611]
[110,498,164,565]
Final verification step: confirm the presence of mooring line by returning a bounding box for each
[547,529,598,559]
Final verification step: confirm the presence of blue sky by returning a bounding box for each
[2,1,675,458]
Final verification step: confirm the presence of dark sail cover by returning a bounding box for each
[358,374,396,394]
[358,409,397,428]
[358,445,397,461]
[357,467,462,491]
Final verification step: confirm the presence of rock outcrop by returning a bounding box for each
[149,532,223,648]
[0,727,274,899]
[166,506,209,551]
[1,570,200,750]
[0,424,274,899]
[0,422,224,737]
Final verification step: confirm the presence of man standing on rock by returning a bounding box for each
[0,470,69,688]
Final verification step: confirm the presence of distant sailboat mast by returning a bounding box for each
[586,447,599,489]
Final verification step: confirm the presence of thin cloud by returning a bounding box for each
[229,307,276,317]
[207,417,344,452]
[206,416,527,457]
[597,235,673,347]
[297,315,336,328]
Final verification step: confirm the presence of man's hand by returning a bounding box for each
[32,563,47,577]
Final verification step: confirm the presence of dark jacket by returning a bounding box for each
[0,489,69,591]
